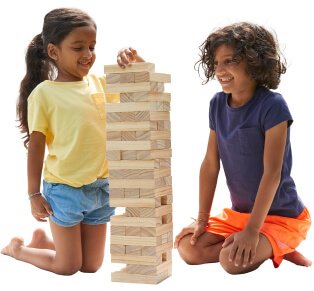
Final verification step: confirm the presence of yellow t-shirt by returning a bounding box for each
[28,75,119,187]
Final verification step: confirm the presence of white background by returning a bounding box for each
[0,0,313,289]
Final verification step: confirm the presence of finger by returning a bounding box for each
[234,247,244,267]
[125,47,137,62]
[222,234,234,248]
[119,51,131,66]
[228,242,238,263]
[174,228,190,248]
[249,247,256,265]
[43,201,53,215]
[117,55,126,68]
[242,248,251,267]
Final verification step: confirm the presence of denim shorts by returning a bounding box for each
[43,178,115,227]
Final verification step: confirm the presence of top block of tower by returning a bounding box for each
[104,62,155,74]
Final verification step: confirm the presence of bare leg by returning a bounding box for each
[219,234,273,274]
[1,220,83,275]
[284,250,312,267]
[177,232,225,265]
[80,223,107,273]
[27,229,55,250]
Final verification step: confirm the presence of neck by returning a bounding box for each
[229,85,257,108]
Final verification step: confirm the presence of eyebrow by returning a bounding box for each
[70,40,96,45]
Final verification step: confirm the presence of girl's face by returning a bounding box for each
[49,25,96,82]
[214,44,256,98]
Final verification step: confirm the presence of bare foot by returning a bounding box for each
[284,250,312,267]
[1,237,24,259]
[27,229,55,250]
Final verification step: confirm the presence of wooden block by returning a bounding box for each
[161,194,173,205]
[111,235,162,247]
[106,121,158,131]
[109,176,172,189]
[106,102,170,113]
[106,111,170,123]
[111,215,162,227]
[107,131,121,141]
[110,244,125,255]
[120,92,171,103]
[124,188,139,198]
[126,261,171,275]
[108,160,155,170]
[109,188,124,198]
[104,62,155,74]
[162,214,173,224]
[110,198,157,208]
[157,120,171,130]
[111,269,170,284]
[141,241,173,256]
[111,225,126,235]
[106,82,164,94]
[136,149,172,160]
[107,140,171,151]
[141,223,172,237]
[111,254,162,266]
[125,207,141,217]
[134,72,171,83]
[106,72,135,84]
[139,186,172,198]
[109,168,171,179]
[136,131,171,141]
[126,245,141,255]
[125,227,141,236]
[139,205,172,218]
[121,150,137,160]
[157,158,171,168]
[106,150,121,161]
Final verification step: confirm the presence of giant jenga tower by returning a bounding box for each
[104,63,172,284]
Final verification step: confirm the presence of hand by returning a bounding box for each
[117,47,145,68]
[174,220,208,248]
[30,195,53,222]
[222,228,260,267]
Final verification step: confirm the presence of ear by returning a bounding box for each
[47,43,58,61]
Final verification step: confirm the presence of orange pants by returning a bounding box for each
[206,207,311,267]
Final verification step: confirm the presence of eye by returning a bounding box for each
[89,46,95,52]
[72,47,83,51]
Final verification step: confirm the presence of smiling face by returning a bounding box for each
[47,25,96,82]
[214,44,256,98]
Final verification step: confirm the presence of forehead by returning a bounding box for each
[214,44,235,58]
[65,25,97,43]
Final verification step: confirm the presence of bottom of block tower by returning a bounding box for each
[111,267,171,284]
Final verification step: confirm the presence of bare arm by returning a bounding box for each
[28,131,52,221]
[174,129,220,247]
[198,129,220,221]
[246,121,287,232]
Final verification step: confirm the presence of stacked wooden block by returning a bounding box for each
[104,63,172,284]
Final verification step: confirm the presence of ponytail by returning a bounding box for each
[17,33,49,148]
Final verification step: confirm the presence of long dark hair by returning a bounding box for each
[17,8,96,147]
[196,22,286,89]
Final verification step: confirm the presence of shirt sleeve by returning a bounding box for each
[262,93,293,131]
[98,75,120,103]
[28,94,48,136]
[209,95,217,131]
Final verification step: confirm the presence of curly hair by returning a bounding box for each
[195,22,286,89]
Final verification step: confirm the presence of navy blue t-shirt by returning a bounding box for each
[209,86,304,217]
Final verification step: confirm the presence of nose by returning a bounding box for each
[214,63,226,75]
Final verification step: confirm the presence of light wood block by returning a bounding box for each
[110,244,125,255]
[106,102,170,113]
[126,261,171,275]
[104,62,155,74]
[141,241,173,256]
[110,198,157,208]
[109,176,172,189]
[119,149,172,160]
[108,160,156,170]
[120,92,171,103]
[111,235,162,247]
[107,121,158,131]
[109,168,171,179]
[106,82,164,94]
[111,269,170,284]
[111,215,162,227]
[111,254,162,266]
[111,226,126,236]
[126,245,141,255]
[106,150,121,161]
[134,72,171,83]
[107,111,170,123]
[139,186,172,198]
[107,140,171,151]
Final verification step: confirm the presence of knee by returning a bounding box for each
[177,235,203,265]
[219,247,241,275]
[56,264,81,276]
[80,263,102,273]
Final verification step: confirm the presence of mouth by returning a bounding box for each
[218,76,233,83]
[78,60,91,68]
